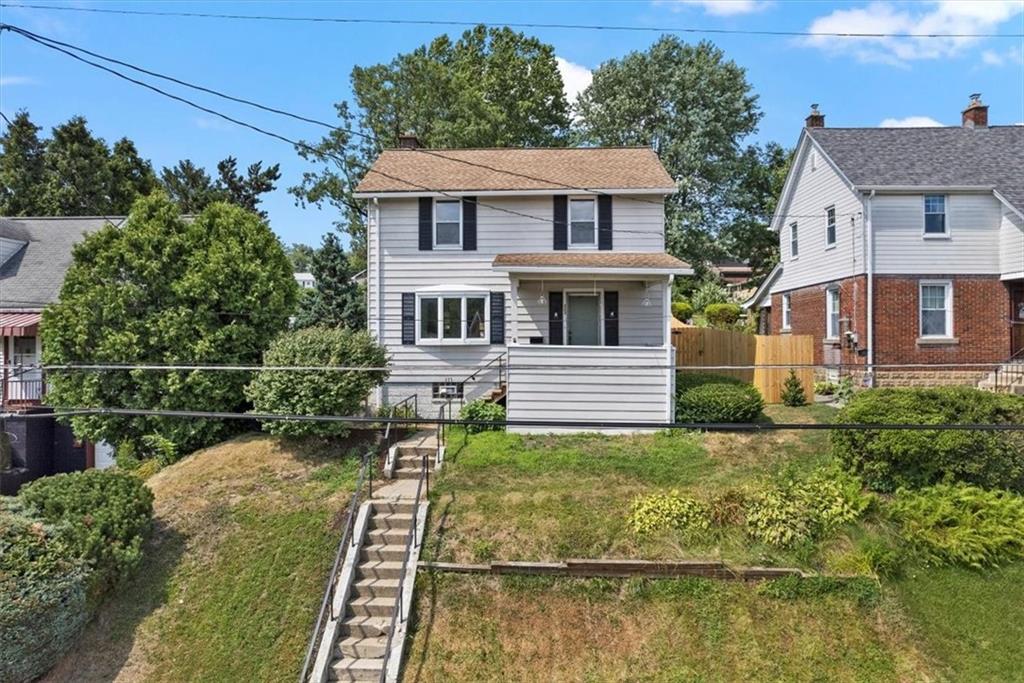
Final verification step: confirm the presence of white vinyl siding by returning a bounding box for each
[919,281,953,338]
[999,208,1024,277]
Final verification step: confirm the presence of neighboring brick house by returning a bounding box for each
[745,96,1024,387]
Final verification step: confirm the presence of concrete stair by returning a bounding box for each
[389,434,438,481]
[978,360,1024,394]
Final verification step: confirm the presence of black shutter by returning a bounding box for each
[418,197,433,251]
[463,197,477,251]
[401,293,416,345]
[489,292,504,344]
[604,291,619,346]
[598,195,613,250]
[549,291,563,345]
[553,196,568,251]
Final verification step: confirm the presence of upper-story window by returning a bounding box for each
[569,198,597,248]
[825,206,836,248]
[789,222,799,258]
[434,199,462,248]
[826,287,840,339]
[924,195,947,237]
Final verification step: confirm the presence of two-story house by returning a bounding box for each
[354,141,692,431]
[746,96,1024,388]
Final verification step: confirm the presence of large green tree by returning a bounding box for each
[42,193,298,456]
[0,111,47,215]
[159,156,281,217]
[292,232,365,331]
[291,25,571,269]
[574,37,762,269]
[41,116,116,215]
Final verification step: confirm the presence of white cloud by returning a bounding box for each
[0,76,36,87]
[981,45,1024,66]
[193,116,234,132]
[556,57,593,106]
[660,0,773,16]
[803,1,1024,65]
[879,116,944,127]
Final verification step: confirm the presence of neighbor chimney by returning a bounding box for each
[805,103,825,128]
[397,132,421,149]
[962,93,988,129]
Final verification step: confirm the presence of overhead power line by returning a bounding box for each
[2,2,1022,39]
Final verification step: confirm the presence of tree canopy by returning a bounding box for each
[41,193,298,455]
[292,232,365,331]
[161,157,281,218]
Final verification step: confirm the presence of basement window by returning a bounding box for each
[432,382,464,400]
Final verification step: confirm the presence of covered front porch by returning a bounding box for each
[1,312,44,411]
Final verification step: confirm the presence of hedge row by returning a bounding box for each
[675,373,764,423]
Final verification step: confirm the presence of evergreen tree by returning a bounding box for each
[781,370,808,407]
[0,110,47,215]
[42,116,114,215]
[108,138,158,214]
[292,233,365,330]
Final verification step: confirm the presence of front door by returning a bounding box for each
[567,294,601,346]
[1011,283,1024,355]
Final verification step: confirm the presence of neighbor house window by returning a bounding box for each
[924,195,947,236]
[434,199,462,248]
[920,281,952,338]
[418,294,487,343]
[569,198,596,247]
[432,382,464,400]
[790,222,799,257]
[825,206,836,248]
[782,293,792,330]
[826,287,840,339]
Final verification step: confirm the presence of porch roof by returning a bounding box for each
[0,311,41,336]
[492,252,692,276]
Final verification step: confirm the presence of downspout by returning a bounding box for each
[373,197,384,408]
[865,190,875,385]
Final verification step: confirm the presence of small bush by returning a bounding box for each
[889,484,1024,568]
[781,370,808,407]
[707,488,748,526]
[704,302,742,327]
[676,375,764,424]
[691,278,729,312]
[628,491,711,536]
[18,470,154,593]
[245,327,389,437]
[459,399,506,434]
[814,381,837,396]
[0,505,91,683]
[832,388,1024,493]
[671,300,694,323]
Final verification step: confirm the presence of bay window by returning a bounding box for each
[418,293,487,343]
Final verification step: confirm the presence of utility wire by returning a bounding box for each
[2,3,1021,39]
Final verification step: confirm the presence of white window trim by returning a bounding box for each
[563,288,605,346]
[918,280,954,340]
[824,205,837,250]
[789,222,799,260]
[416,291,489,345]
[922,194,950,240]
[568,197,598,249]
[433,199,463,249]
[825,286,840,341]
[781,293,792,331]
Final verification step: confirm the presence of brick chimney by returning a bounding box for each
[962,93,988,129]
[397,132,421,149]
[805,104,825,128]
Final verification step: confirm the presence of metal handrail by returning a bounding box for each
[994,347,1024,392]
[298,448,374,683]
[456,352,506,398]
[378,452,429,683]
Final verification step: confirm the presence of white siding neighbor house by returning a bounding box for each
[355,142,691,432]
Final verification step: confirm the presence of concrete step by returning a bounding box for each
[360,544,407,562]
[356,560,404,580]
[350,577,400,599]
[393,468,426,480]
[336,635,387,660]
[366,527,409,544]
[339,614,390,639]
[396,444,435,457]
[370,500,417,515]
[328,657,384,682]
[367,513,413,531]
[348,596,398,618]
[397,453,431,467]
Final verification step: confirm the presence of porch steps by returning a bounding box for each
[977,360,1024,394]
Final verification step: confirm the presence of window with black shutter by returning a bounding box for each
[598,195,613,250]
[549,291,563,345]
[401,293,416,344]
[604,291,619,346]
[553,196,568,250]
[462,197,477,251]
[418,198,433,251]
[490,292,505,344]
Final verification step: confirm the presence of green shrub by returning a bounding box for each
[831,388,1024,493]
[834,376,855,403]
[813,381,837,396]
[781,370,808,407]
[18,470,154,593]
[671,300,693,323]
[459,399,506,434]
[628,491,711,535]
[889,484,1024,568]
[691,278,729,312]
[0,505,91,683]
[245,327,389,437]
[675,374,764,424]
[704,302,742,327]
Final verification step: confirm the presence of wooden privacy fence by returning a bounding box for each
[672,327,814,404]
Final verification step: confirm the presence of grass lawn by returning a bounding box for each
[42,432,367,683]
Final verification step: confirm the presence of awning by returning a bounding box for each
[0,312,42,336]
[492,252,692,277]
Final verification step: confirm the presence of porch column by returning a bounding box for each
[509,276,519,344]
[663,275,674,346]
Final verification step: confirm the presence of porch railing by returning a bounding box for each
[1,368,45,409]
[994,347,1024,392]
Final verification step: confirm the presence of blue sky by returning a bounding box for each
[1,1,1022,248]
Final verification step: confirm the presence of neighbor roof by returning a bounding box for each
[0,216,121,311]
[354,147,676,195]
[492,252,691,274]
[807,126,1024,213]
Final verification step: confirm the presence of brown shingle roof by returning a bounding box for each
[354,147,676,194]
[492,252,691,272]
